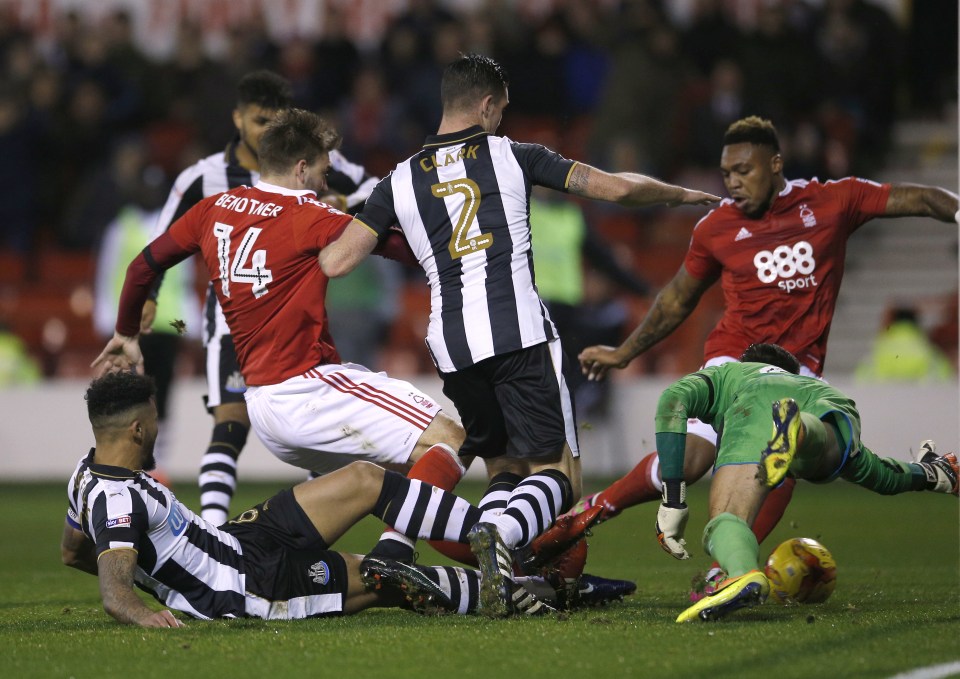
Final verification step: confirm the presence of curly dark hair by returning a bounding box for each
[723,116,780,152]
[441,53,509,112]
[739,343,800,375]
[236,69,293,110]
[86,372,156,428]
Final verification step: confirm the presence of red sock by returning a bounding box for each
[594,452,662,519]
[751,475,796,544]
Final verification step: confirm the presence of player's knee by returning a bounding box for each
[344,460,386,494]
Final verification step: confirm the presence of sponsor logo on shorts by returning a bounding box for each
[225,371,247,393]
[167,504,187,536]
[106,515,131,529]
[308,561,330,585]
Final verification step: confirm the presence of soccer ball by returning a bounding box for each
[764,537,837,604]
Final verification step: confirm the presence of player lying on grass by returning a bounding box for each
[649,343,958,623]
[61,372,633,626]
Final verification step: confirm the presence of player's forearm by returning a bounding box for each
[607,172,685,207]
[102,587,159,626]
[923,187,959,222]
[116,252,158,336]
[619,288,696,361]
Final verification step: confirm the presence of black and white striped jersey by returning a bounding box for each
[356,126,578,372]
[66,450,248,620]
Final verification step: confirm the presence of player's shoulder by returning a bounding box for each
[693,199,739,231]
[173,150,227,183]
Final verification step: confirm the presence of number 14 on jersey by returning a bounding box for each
[213,222,274,298]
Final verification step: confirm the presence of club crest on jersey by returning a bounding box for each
[106,515,131,529]
[225,371,246,393]
[308,561,330,585]
[167,504,187,537]
[799,204,817,227]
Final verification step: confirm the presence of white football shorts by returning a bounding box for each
[245,362,443,475]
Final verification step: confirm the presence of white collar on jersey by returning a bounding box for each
[254,180,317,197]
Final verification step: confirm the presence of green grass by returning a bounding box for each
[2,479,958,679]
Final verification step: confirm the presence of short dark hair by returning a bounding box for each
[441,53,509,112]
[86,372,156,429]
[236,70,293,110]
[723,116,780,152]
[739,343,800,374]
[257,108,341,175]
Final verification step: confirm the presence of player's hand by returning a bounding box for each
[668,189,721,207]
[91,332,144,376]
[579,344,630,381]
[139,610,185,628]
[140,300,157,335]
[656,503,690,560]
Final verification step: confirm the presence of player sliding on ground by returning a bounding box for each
[61,372,626,625]
[648,343,957,623]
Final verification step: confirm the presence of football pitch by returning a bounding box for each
[3,479,957,679]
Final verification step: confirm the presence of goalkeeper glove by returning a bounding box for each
[655,478,690,560]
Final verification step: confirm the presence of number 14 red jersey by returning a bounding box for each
[684,177,890,375]
[168,182,353,385]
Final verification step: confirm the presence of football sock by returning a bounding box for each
[750,476,796,544]
[703,512,759,579]
[591,451,662,518]
[369,444,465,561]
[484,470,572,549]
[840,444,928,494]
[427,471,523,566]
[371,471,483,543]
[199,421,248,525]
[415,565,480,614]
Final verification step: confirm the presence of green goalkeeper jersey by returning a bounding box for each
[654,362,861,479]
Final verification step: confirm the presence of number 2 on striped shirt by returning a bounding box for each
[431,178,493,259]
[213,221,274,298]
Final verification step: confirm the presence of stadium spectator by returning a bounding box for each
[649,343,958,623]
[317,53,719,617]
[61,371,542,625]
[855,305,954,383]
[573,115,958,595]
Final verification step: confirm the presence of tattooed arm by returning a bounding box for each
[98,549,184,627]
[567,163,719,208]
[579,265,716,381]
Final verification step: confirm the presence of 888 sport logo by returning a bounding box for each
[753,241,818,292]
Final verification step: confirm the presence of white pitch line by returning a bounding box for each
[887,660,960,679]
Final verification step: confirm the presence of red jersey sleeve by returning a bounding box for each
[684,211,723,281]
[291,200,354,254]
[827,177,891,236]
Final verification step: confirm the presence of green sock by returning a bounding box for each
[702,512,759,578]
[840,444,927,494]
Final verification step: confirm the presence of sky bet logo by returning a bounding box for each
[753,241,818,292]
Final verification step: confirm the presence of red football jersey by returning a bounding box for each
[685,177,891,375]
[168,182,353,385]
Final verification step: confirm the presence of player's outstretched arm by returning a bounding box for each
[579,265,714,381]
[319,219,379,278]
[98,549,185,628]
[883,184,959,222]
[567,163,720,208]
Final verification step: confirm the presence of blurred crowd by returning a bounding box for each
[0,0,955,384]
[0,0,955,254]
